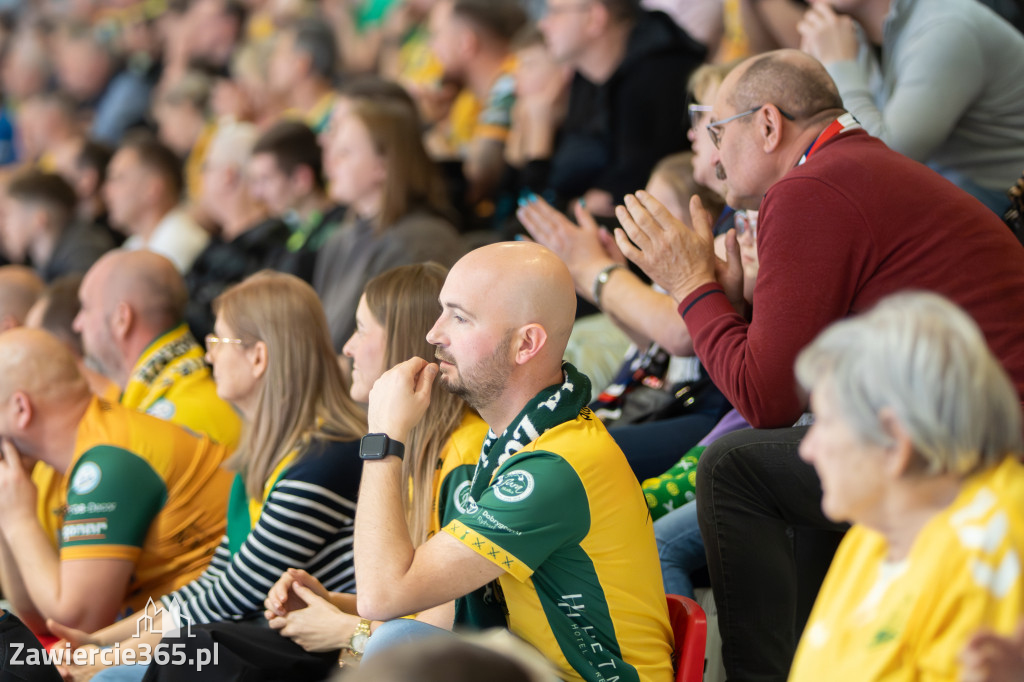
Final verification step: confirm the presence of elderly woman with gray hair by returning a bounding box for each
[787,291,1024,682]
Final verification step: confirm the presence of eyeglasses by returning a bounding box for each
[688,104,713,131]
[706,105,795,149]
[205,334,245,351]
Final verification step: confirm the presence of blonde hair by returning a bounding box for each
[349,98,451,235]
[650,151,725,223]
[215,271,367,498]
[364,263,467,545]
[688,59,742,105]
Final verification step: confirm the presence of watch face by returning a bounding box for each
[350,631,369,654]
[360,434,388,459]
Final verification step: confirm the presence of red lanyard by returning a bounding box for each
[799,113,861,166]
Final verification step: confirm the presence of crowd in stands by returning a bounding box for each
[0,0,1022,681]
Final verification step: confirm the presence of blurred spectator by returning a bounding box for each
[798,0,1024,214]
[153,70,216,201]
[211,40,282,128]
[104,136,209,273]
[185,121,292,339]
[424,0,526,218]
[49,137,122,246]
[0,264,43,331]
[644,0,725,52]
[269,17,339,134]
[0,328,232,634]
[24,273,118,400]
[314,97,463,351]
[0,169,114,282]
[248,119,343,281]
[54,23,154,145]
[788,292,1024,682]
[536,0,705,215]
[182,0,246,75]
[16,93,81,169]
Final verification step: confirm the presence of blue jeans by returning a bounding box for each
[362,619,453,660]
[654,499,705,598]
[90,663,147,682]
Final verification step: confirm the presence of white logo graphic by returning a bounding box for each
[453,481,478,515]
[147,398,176,420]
[134,597,197,639]
[70,462,102,495]
[493,471,535,503]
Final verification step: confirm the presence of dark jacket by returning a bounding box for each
[185,217,293,339]
[548,10,705,203]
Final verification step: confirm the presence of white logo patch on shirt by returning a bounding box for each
[454,481,479,515]
[493,471,535,503]
[146,398,176,420]
[71,462,102,495]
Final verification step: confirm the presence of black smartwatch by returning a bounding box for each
[359,433,405,460]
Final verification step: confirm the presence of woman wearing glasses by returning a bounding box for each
[52,271,367,681]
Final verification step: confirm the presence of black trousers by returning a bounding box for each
[0,611,62,682]
[141,619,339,682]
[696,427,848,682]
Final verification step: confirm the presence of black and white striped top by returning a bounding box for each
[160,438,363,624]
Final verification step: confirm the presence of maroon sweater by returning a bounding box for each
[680,128,1024,428]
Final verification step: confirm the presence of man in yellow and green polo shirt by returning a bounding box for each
[0,329,231,635]
[25,249,239,615]
[353,243,674,682]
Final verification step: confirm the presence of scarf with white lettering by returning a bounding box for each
[468,362,591,501]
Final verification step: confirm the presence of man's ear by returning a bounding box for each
[514,324,548,366]
[11,391,33,431]
[879,408,915,478]
[111,301,134,341]
[759,105,787,153]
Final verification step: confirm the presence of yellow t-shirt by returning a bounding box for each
[34,325,238,552]
[790,457,1024,682]
[58,398,233,614]
[429,410,489,537]
[121,323,241,450]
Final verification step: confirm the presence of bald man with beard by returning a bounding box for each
[0,329,231,634]
[346,243,674,682]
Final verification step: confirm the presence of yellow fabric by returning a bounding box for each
[428,410,489,537]
[185,120,217,202]
[283,91,338,135]
[790,458,1024,682]
[121,323,241,450]
[444,410,674,682]
[248,449,301,528]
[57,398,232,614]
[396,30,443,88]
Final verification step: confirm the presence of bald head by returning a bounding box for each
[0,265,44,330]
[84,250,187,329]
[0,328,88,406]
[449,242,577,356]
[727,50,844,122]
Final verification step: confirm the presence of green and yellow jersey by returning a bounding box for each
[442,407,674,682]
[54,397,232,614]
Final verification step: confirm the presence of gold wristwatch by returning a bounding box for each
[338,618,373,667]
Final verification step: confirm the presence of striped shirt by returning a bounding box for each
[160,439,362,624]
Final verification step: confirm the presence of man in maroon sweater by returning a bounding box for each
[616,49,1024,682]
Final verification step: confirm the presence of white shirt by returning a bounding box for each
[123,208,210,273]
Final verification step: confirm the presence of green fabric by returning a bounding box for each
[467,362,591,502]
[641,445,706,521]
[225,473,250,555]
[356,0,400,29]
[63,446,167,549]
